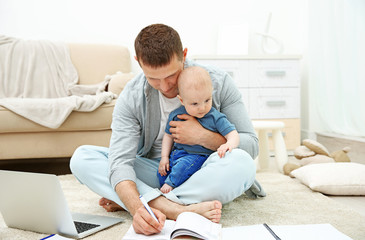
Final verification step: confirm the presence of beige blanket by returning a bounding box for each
[0,35,115,128]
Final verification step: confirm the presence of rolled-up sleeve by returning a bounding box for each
[108,84,142,190]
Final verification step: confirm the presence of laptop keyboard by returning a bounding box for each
[74,221,100,234]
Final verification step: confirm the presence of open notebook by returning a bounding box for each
[122,211,221,240]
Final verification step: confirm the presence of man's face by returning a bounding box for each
[139,53,186,99]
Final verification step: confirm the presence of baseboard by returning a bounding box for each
[300,130,365,143]
[316,132,365,143]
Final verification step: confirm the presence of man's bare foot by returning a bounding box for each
[149,197,222,223]
[160,184,173,193]
[99,197,124,212]
[186,200,222,223]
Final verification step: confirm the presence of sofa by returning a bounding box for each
[0,43,134,160]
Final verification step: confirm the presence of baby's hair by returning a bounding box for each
[178,66,212,99]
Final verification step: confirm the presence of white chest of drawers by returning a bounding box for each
[193,55,301,150]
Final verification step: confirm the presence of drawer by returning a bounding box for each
[195,59,249,88]
[248,88,300,119]
[249,60,300,88]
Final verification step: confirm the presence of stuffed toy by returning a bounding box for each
[283,139,351,176]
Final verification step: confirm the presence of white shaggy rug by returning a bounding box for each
[1,171,365,240]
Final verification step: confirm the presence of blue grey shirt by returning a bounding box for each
[108,59,258,189]
[166,106,236,155]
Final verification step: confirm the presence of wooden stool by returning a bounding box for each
[252,121,288,173]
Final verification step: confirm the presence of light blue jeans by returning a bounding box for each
[70,145,256,210]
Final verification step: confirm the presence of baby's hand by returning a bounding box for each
[217,143,233,158]
[158,157,170,176]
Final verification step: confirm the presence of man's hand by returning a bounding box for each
[169,114,226,150]
[133,205,165,235]
[169,114,204,145]
[115,181,166,235]
[158,157,170,176]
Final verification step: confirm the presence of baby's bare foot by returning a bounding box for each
[186,200,222,223]
[160,183,173,193]
[99,197,124,212]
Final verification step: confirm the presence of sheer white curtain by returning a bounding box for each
[308,0,365,137]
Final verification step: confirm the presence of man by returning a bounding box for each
[70,23,262,236]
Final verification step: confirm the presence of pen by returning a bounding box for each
[139,195,159,223]
[40,234,55,240]
[263,223,281,240]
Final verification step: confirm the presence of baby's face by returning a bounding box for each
[180,86,212,119]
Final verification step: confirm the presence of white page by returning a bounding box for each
[222,225,273,239]
[222,224,353,240]
[272,224,353,240]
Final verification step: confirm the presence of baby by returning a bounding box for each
[157,66,240,193]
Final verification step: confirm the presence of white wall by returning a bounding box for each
[0,0,307,68]
[0,0,311,137]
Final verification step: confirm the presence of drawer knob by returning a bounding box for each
[266,70,286,77]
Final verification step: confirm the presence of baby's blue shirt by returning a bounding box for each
[165,106,236,155]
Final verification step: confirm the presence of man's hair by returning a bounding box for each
[134,23,183,67]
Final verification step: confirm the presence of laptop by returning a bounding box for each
[0,170,123,238]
